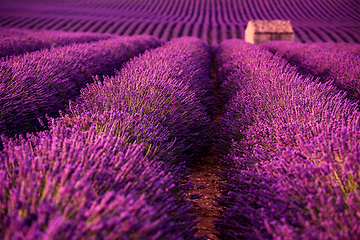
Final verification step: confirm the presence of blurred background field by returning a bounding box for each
[1,0,359,45]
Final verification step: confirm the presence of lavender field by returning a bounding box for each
[1,0,360,239]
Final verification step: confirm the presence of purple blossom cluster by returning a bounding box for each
[260,41,360,102]
[70,37,213,167]
[0,27,114,58]
[214,39,360,239]
[0,35,162,148]
[0,122,200,239]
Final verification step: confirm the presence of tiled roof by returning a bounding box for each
[248,20,294,33]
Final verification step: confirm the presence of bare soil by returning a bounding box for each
[185,155,223,240]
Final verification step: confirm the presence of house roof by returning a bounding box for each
[248,20,294,33]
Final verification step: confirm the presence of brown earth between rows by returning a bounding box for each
[185,155,223,240]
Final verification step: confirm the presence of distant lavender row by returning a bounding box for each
[309,42,360,55]
[260,41,360,102]
[2,0,360,44]
[214,39,360,239]
[0,35,162,145]
[0,122,199,239]
[70,36,213,166]
[0,27,115,58]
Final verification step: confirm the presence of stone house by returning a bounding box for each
[245,20,294,45]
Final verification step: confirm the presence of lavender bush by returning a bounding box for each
[70,37,212,166]
[260,41,360,102]
[214,39,360,239]
[0,35,162,147]
[0,27,115,58]
[0,120,200,239]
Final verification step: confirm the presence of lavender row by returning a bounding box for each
[310,42,360,55]
[69,36,213,166]
[260,41,360,102]
[0,27,115,58]
[214,39,360,239]
[0,120,200,239]
[0,36,213,239]
[0,35,162,145]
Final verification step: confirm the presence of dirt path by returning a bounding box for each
[185,155,222,239]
